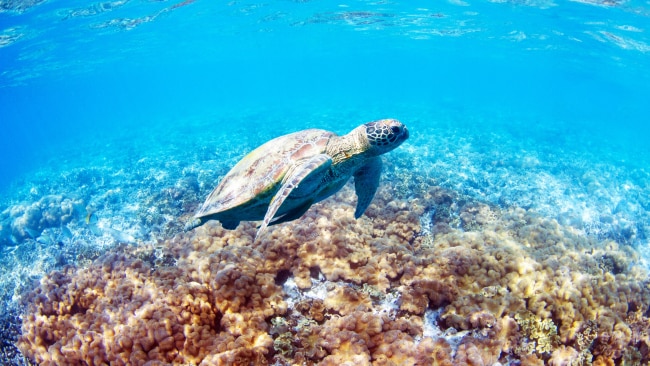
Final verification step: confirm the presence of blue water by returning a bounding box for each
[2,0,649,192]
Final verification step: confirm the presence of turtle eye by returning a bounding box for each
[391,126,401,134]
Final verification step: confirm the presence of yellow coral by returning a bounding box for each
[515,311,559,354]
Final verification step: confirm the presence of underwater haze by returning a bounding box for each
[2,0,650,365]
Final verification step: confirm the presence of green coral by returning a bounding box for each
[420,233,435,249]
[361,283,385,302]
[273,332,295,358]
[296,317,317,331]
[515,311,559,354]
[570,320,597,365]
[621,347,643,366]
[575,320,598,351]
[480,285,507,298]
[271,316,288,329]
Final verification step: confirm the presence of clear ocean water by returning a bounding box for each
[2,0,649,188]
[1,0,650,364]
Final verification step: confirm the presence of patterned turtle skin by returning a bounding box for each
[184,119,409,240]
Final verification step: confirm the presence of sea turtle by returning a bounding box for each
[184,118,409,240]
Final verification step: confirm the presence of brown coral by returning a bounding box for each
[17,181,650,365]
[19,246,285,366]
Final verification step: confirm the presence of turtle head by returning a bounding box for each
[362,119,409,155]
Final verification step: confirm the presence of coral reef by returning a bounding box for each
[1,194,82,244]
[18,247,283,365]
[17,180,650,365]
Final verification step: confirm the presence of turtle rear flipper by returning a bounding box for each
[269,200,314,227]
[184,218,202,231]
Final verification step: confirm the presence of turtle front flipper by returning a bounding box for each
[255,154,332,241]
[353,157,382,218]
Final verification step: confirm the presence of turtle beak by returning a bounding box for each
[403,126,409,140]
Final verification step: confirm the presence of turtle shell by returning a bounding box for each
[195,129,334,221]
